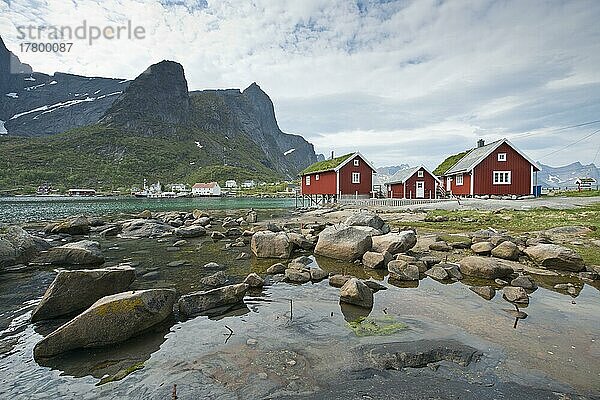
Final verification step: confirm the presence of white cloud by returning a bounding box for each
[1,0,599,167]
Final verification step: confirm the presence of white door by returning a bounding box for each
[416,181,425,198]
[446,177,452,191]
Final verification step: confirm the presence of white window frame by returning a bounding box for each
[455,174,464,186]
[493,171,511,185]
[305,175,310,186]
[353,159,359,166]
[315,174,320,181]
[417,170,424,177]
[498,153,507,162]
[351,172,360,184]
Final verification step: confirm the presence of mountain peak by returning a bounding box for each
[100,60,190,130]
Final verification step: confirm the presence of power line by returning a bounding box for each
[539,128,600,159]
[509,119,600,140]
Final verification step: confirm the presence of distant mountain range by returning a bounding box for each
[374,165,411,186]
[537,162,599,188]
[0,37,318,192]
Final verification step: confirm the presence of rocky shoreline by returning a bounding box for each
[1,205,599,398]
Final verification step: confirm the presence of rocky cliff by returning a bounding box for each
[0,37,128,137]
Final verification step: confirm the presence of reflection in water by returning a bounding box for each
[35,318,173,384]
[340,302,372,322]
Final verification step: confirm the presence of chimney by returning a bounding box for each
[331,151,335,159]
[477,139,485,148]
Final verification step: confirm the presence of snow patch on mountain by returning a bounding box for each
[5,92,18,98]
[0,120,7,135]
[284,148,295,156]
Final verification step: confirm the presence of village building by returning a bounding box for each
[436,139,541,197]
[225,180,238,188]
[241,180,256,189]
[67,189,96,197]
[385,166,441,199]
[191,182,222,197]
[170,183,188,192]
[299,152,377,204]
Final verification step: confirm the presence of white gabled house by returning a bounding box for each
[192,182,222,197]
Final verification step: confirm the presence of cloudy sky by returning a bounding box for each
[1,0,599,168]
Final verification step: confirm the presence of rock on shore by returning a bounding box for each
[178,283,248,317]
[120,219,174,238]
[458,256,515,279]
[339,278,373,309]
[31,266,136,322]
[251,231,293,259]
[315,225,373,261]
[371,231,417,255]
[33,289,176,358]
[0,226,50,268]
[34,240,105,266]
[523,244,585,272]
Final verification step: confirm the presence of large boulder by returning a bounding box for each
[33,289,176,358]
[34,240,105,266]
[0,226,51,267]
[388,260,419,281]
[47,216,90,235]
[523,244,585,272]
[424,266,449,281]
[339,278,373,309]
[284,268,311,283]
[178,283,248,317]
[0,239,17,268]
[344,212,385,230]
[174,225,207,238]
[314,225,373,261]
[251,231,293,259]
[491,241,520,261]
[471,242,494,256]
[120,219,174,238]
[502,286,529,304]
[287,233,315,250]
[371,231,417,255]
[31,266,136,322]
[458,256,514,279]
[362,251,392,269]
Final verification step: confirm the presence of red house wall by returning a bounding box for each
[448,173,471,196]
[388,183,404,198]
[339,155,373,196]
[473,143,532,195]
[301,170,337,195]
[388,167,438,198]
[404,168,438,199]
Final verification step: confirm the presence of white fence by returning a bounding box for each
[337,197,453,207]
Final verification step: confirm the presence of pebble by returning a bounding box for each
[246,338,258,346]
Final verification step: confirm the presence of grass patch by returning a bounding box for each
[347,316,407,337]
[397,203,600,239]
[565,244,600,266]
[559,190,600,197]
[433,150,471,176]
[300,153,353,175]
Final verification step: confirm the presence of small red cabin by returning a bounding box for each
[437,139,540,197]
[386,166,441,199]
[300,152,377,201]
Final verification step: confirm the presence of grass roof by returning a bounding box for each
[300,153,354,175]
[433,149,471,176]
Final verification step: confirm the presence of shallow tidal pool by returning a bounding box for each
[0,232,599,399]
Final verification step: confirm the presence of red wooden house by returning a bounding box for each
[437,139,540,197]
[300,152,377,203]
[385,166,441,199]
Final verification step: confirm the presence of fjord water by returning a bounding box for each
[0,232,599,398]
[0,196,295,224]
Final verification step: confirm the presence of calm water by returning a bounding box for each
[0,196,295,224]
[0,231,599,398]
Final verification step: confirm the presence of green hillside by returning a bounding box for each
[0,124,281,194]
